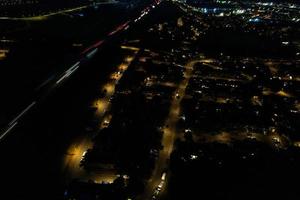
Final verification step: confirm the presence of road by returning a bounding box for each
[140,57,284,199]
[139,57,290,198]
[61,0,162,185]
[140,59,195,200]
[63,46,140,184]
[0,0,162,143]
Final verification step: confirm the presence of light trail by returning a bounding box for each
[0,0,161,145]
[8,101,36,126]
[86,48,99,59]
[81,41,103,55]
[56,62,81,84]
[0,122,18,141]
[35,75,56,91]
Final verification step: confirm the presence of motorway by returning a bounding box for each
[0,0,162,142]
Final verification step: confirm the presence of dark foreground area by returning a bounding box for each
[0,0,300,200]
